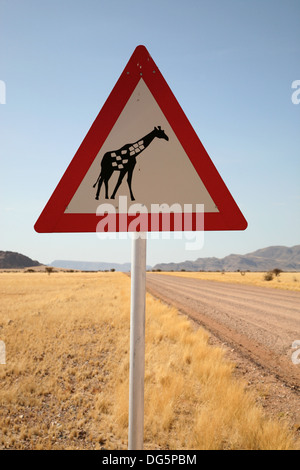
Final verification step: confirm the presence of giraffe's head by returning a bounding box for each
[154,126,169,141]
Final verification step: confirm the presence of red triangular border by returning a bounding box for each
[34,45,247,233]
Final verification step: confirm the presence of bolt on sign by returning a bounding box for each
[34,45,247,234]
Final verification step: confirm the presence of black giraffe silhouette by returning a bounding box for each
[93,126,169,201]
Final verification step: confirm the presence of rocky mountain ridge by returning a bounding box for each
[153,245,300,272]
[0,251,42,269]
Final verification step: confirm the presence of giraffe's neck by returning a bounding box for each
[128,130,156,157]
[139,130,156,150]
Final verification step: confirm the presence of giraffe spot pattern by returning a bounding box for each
[109,139,146,170]
[111,154,132,169]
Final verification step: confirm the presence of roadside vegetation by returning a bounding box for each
[158,271,300,291]
[0,272,298,450]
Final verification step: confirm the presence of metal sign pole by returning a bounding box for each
[128,233,147,450]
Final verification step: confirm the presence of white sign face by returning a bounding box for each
[65,79,218,215]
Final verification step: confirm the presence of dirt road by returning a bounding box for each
[146,274,300,391]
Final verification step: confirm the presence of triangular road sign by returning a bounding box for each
[34,45,247,233]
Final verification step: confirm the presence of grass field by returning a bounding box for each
[0,272,298,450]
[157,271,300,291]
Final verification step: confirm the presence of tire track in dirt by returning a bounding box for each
[146,273,300,391]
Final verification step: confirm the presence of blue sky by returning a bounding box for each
[1,0,299,266]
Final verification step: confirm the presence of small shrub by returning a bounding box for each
[264,272,274,281]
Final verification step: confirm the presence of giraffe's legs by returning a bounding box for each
[111,170,126,199]
[95,176,104,200]
[127,168,135,201]
[104,178,109,199]
[100,168,113,199]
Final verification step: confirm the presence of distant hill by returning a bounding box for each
[50,260,134,272]
[153,245,300,272]
[3,245,298,272]
[0,251,42,269]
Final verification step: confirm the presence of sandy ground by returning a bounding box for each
[146,273,300,432]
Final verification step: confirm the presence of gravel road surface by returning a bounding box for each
[146,273,300,390]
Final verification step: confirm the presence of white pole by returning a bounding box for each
[128,233,147,450]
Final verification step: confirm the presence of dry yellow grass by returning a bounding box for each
[158,271,300,291]
[0,272,298,450]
